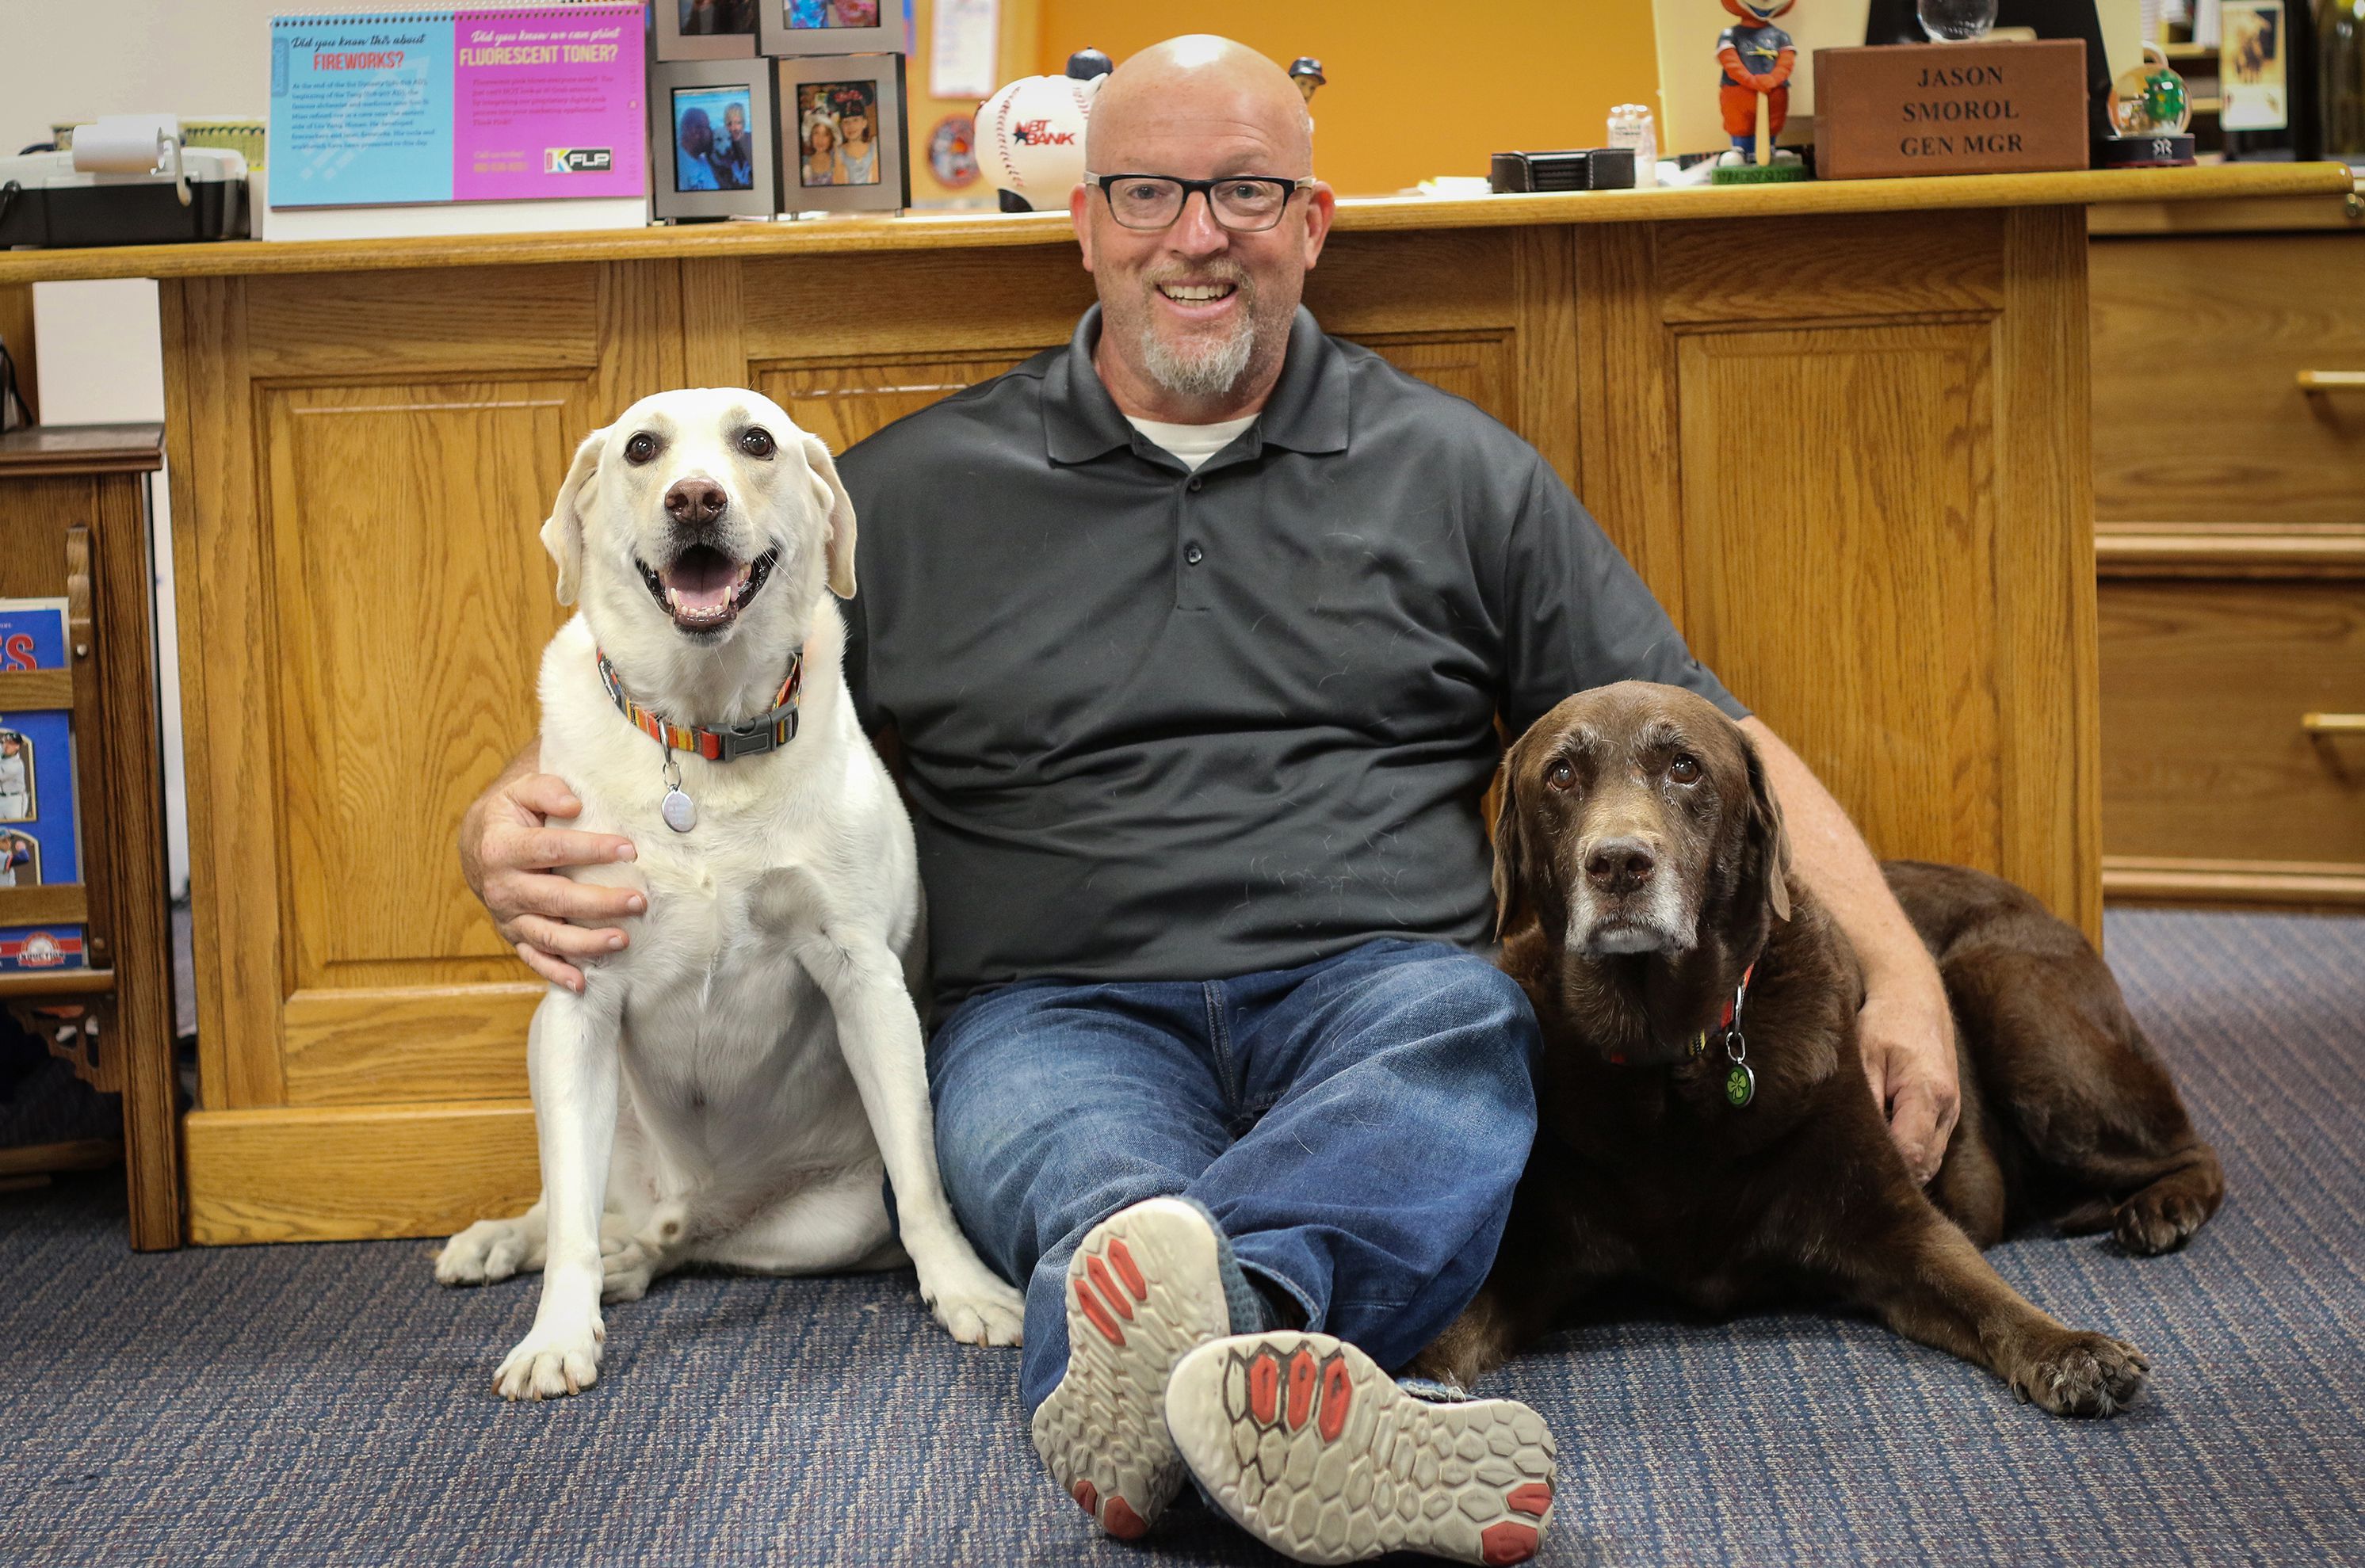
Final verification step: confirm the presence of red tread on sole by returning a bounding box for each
[1076,1279,1125,1346]
[1481,1520,1541,1565]
[1106,1236,1149,1300]
[1506,1482,1553,1517]
[1086,1254,1134,1322]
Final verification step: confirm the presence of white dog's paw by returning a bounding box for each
[918,1256,1025,1347]
[435,1218,537,1287]
[600,1235,661,1303]
[492,1318,606,1401]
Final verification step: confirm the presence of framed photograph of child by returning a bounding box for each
[776,54,910,212]
[757,0,899,58]
[656,0,760,62]
[648,59,780,219]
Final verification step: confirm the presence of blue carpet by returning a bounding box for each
[3,909,2362,1566]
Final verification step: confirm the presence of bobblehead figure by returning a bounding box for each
[1715,0,1799,166]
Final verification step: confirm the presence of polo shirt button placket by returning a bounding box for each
[1175,471,1213,611]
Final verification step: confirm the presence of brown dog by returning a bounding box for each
[1415,682,2224,1417]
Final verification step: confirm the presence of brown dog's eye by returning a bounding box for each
[1669,754,1702,784]
[740,427,776,459]
[1545,758,1576,792]
[624,432,658,464]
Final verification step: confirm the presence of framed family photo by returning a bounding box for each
[648,59,780,219]
[757,0,899,58]
[776,54,910,212]
[655,0,760,61]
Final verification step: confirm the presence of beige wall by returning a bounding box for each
[0,2,282,897]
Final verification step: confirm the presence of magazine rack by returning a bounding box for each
[0,425,179,1247]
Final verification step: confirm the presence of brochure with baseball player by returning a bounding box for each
[0,597,86,971]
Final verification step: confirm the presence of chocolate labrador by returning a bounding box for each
[1416,682,2223,1417]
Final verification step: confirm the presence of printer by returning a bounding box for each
[0,116,248,248]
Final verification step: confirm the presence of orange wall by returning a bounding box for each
[1035,2,1664,196]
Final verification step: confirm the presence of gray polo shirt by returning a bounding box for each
[838,305,1744,1005]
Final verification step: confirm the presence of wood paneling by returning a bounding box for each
[282,984,537,1106]
[164,276,282,1109]
[2099,578,2365,870]
[185,1101,537,1244]
[246,265,602,378]
[264,379,579,991]
[1656,210,2006,324]
[1354,334,1515,429]
[1994,206,2100,940]
[1673,319,2006,874]
[2092,233,2365,525]
[757,356,1031,452]
[741,249,1095,363]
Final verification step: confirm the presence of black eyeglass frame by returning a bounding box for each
[1083,172,1318,233]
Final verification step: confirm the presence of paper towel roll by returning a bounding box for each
[71,114,182,175]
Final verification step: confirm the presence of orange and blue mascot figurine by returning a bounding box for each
[1716,0,1798,162]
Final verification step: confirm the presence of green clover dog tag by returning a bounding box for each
[1725,1060,1756,1108]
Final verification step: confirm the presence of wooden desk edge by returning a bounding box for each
[1,164,2348,287]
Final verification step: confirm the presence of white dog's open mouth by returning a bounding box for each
[636,544,780,634]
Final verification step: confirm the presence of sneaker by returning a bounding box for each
[1164,1330,1557,1566]
[1030,1197,1235,1539]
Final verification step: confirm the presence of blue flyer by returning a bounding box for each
[0,597,86,972]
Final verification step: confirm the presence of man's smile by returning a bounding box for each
[1149,272,1247,326]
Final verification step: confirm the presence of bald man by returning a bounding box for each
[462,35,1962,1565]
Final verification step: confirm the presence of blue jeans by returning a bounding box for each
[925,938,1541,1414]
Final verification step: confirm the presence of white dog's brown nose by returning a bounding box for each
[664,477,728,526]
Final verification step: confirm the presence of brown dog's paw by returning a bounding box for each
[2114,1189,2211,1256]
[2013,1331,2150,1417]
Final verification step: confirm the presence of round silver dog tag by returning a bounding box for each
[661,786,697,834]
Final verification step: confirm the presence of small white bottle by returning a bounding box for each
[1608,103,1659,189]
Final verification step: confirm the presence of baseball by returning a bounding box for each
[980,74,1099,200]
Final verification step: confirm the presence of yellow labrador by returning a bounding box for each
[436,387,1022,1399]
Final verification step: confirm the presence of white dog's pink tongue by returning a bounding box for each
[662,551,746,617]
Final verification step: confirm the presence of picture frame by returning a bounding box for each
[655,0,761,61]
[648,59,780,219]
[757,0,899,59]
[776,54,910,212]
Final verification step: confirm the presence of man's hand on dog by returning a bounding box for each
[1859,970,1961,1185]
[461,769,643,993]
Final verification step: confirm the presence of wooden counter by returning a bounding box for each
[12,162,2344,1243]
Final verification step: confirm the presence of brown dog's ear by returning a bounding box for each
[1489,756,1529,942]
[1742,734,1794,922]
[541,425,608,606]
[800,432,858,600]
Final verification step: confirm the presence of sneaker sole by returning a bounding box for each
[1166,1330,1557,1566]
[1030,1197,1233,1539]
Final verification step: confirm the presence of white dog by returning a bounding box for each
[436,387,1023,1399]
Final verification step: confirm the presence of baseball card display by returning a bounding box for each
[0,598,86,972]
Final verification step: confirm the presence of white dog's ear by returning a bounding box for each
[801,432,858,600]
[541,426,607,606]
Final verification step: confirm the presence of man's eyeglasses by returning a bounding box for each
[1084,173,1316,234]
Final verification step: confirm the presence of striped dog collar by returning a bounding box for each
[595,647,803,761]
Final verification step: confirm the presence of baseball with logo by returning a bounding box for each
[978,72,1101,201]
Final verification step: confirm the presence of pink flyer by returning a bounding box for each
[451,5,645,200]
